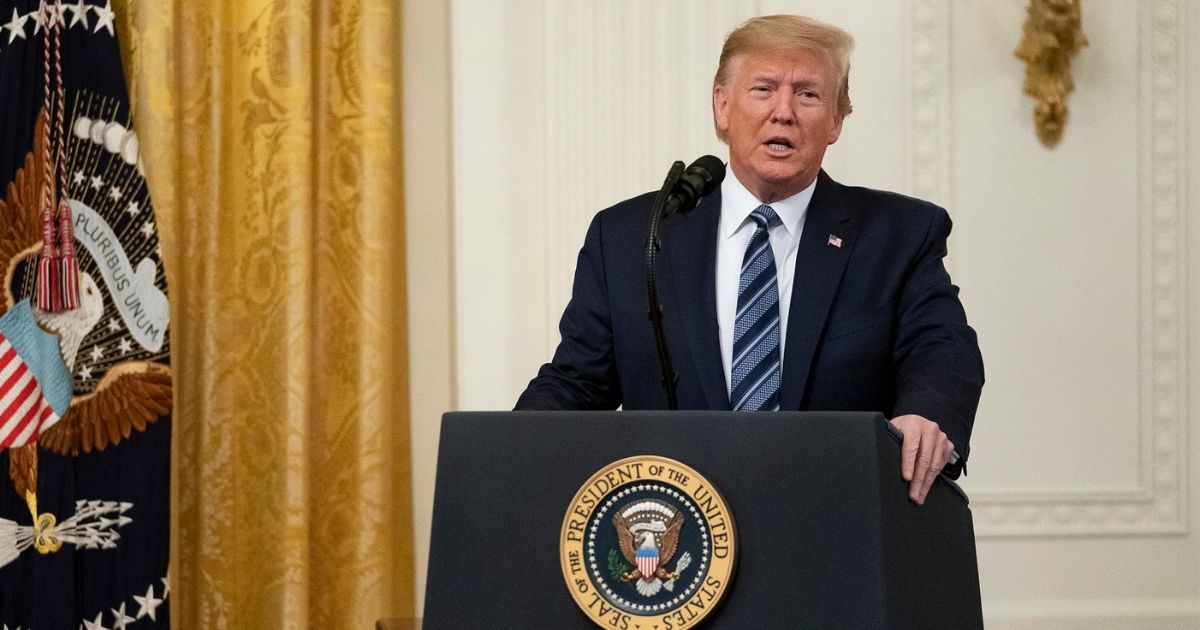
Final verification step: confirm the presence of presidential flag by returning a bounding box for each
[0,1,172,628]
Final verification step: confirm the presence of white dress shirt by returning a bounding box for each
[716,172,816,397]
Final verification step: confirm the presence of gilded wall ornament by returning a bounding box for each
[1015,0,1088,146]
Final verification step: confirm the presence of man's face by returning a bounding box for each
[713,48,844,203]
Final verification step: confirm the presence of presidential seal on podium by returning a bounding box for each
[560,455,736,629]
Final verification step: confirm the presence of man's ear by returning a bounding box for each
[827,114,844,145]
[713,84,730,134]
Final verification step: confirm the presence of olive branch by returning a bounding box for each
[607,548,631,582]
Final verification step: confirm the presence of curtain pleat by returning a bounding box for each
[115,2,413,627]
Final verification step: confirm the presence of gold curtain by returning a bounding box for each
[113,2,413,627]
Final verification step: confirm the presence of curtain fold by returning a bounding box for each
[115,2,413,627]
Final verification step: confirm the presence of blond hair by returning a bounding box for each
[713,15,854,138]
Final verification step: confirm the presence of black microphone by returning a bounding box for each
[663,155,725,216]
[644,155,726,409]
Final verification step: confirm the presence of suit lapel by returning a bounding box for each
[779,171,856,410]
[663,192,730,410]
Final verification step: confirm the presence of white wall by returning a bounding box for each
[407,1,1200,625]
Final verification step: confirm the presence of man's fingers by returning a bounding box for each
[892,417,922,482]
[910,446,934,502]
[891,415,951,504]
[917,435,950,504]
[901,435,919,481]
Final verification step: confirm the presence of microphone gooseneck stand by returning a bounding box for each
[645,161,686,410]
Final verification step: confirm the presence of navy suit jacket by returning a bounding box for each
[516,170,984,474]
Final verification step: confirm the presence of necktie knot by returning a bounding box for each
[750,204,782,230]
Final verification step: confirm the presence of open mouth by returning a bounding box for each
[764,137,794,152]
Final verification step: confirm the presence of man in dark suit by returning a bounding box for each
[516,15,983,505]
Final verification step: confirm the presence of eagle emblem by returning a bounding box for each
[561,456,735,628]
[612,500,693,597]
[1,101,171,567]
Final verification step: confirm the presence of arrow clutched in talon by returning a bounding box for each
[0,491,134,568]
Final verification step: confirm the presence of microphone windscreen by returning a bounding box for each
[689,155,726,194]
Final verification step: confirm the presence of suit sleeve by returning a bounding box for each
[514,212,623,410]
[891,207,984,477]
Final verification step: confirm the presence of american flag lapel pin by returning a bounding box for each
[827,234,843,248]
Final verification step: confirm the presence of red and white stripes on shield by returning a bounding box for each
[0,335,60,448]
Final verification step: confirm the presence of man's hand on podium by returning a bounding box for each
[890,414,953,505]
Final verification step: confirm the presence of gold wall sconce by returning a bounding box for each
[1015,0,1088,147]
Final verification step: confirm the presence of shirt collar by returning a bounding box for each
[719,169,815,240]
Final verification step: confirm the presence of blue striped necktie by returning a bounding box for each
[731,205,782,411]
